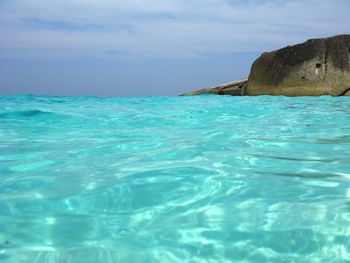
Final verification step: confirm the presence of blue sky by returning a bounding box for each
[0,0,349,96]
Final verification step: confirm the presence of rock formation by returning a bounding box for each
[181,78,247,96]
[244,34,350,96]
[183,34,350,96]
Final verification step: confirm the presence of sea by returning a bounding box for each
[0,94,350,263]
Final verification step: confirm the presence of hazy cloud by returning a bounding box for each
[1,0,349,59]
[21,17,106,32]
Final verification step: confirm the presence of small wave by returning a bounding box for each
[0,110,54,118]
[0,110,69,121]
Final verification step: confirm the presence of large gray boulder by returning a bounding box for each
[243,34,350,96]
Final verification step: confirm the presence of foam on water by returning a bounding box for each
[1,94,350,262]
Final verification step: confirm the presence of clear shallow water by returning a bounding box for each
[0,94,350,262]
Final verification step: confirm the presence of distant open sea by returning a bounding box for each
[1,94,350,262]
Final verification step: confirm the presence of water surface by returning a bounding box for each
[0,95,350,262]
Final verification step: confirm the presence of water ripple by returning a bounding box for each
[1,95,350,262]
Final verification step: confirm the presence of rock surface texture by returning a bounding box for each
[244,34,350,96]
[181,78,247,96]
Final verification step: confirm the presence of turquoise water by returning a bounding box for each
[0,94,350,262]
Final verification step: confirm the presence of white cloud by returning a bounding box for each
[0,0,349,59]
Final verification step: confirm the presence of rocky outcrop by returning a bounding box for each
[181,78,247,96]
[244,34,350,96]
[183,34,350,96]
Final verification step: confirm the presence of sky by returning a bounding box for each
[0,0,349,96]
